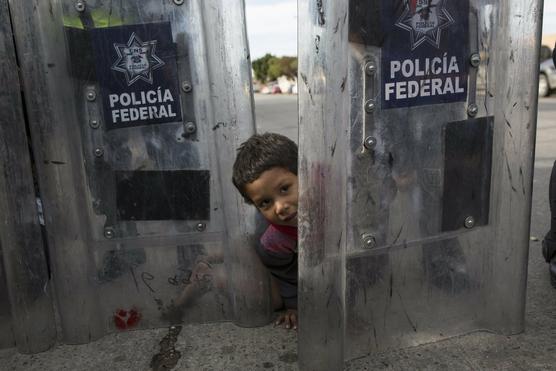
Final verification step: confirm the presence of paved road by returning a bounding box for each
[536,98,556,168]
[254,93,298,142]
[2,96,556,370]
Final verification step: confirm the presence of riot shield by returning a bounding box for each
[298,0,542,369]
[0,0,57,353]
[7,0,269,345]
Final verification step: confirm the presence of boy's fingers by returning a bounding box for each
[274,312,298,330]
[285,312,298,330]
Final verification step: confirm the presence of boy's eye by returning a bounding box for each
[280,185,289,193]
[259,199,271,209]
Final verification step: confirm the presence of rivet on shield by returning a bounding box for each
[361,233,376,249]
[94,148,104,157]
[184,122,197,134]
[196,222,206,232]
[364,99,376,114]
[104,227,115,239]
[464,216,475,229]
[181,82,192,93]
[363,136,377,150]
[86,89,97,102]
[469,53,481,68]
[89,120,100,129]
[75,0,86,12]
[467,104,478,117]
[364,61,376,75]
[173,0,185,5]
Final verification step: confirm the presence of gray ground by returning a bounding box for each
[1,95,555,370]
[254,94,299,142]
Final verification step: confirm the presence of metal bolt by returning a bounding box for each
[184,122,197,134]
[173,0,184,5]
[364,61,376,75]
[181,82,192,93]
[363,136,377,150]
[361,233,376,249]
[364,99,376,114]
[469,53,481,68]
[75,0,86,12]
[464,216,475,229]
[467,103,478,117]
[104,227,115,239]
[196,222,206,232]
[86,89,97,102]
[89,120,100,129]
[94,148,104,157]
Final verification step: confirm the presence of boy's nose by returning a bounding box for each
[275,201,289,216]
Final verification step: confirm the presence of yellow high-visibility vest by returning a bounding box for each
[63,9,124,29]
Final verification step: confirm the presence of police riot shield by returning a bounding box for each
[0,0,57,353]
[7,0,269,345]
[298,0,542,369]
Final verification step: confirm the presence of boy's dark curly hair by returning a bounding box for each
[232,132,298,204]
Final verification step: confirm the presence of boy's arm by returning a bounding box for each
[271,276,297,330]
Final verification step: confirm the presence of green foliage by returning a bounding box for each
[252,53,274,82]
[252,54,298,82]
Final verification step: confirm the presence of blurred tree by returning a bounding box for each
[252,54,297,82]
[252,53,275,81]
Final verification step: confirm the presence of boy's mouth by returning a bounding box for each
[283,212,297,222]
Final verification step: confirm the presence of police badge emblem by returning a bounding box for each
[91,22,183,130]
[395,0,455,50]
[112,32,165,86]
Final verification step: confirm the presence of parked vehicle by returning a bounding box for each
[539,58,556,97]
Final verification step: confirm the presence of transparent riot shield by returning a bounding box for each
[8,0,269,345]
[298,0,542,369]
[0,0,57,353]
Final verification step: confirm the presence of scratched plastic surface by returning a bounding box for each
[7,0,271,346]
[0,245,15,349]
[298,0,541,369]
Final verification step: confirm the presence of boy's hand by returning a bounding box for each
[275,309,297,330]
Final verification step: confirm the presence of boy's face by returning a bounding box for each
[244,167,298,227]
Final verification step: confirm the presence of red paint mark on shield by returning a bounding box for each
[114,307,142,330]
[409,0,418,13]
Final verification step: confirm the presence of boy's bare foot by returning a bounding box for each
[274,309,297,330]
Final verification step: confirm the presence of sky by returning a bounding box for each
[245,0,297,59]
[245,1,556,60]
[544,2,556,36]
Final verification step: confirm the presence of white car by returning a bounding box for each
[539,58,556,97]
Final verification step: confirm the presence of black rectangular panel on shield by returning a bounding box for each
[441,117,493,232]
[115,170,210,221]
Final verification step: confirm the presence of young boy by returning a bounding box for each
[232,133,298,330]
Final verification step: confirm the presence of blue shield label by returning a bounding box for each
[90,22,183,130]
[381,0,469,109]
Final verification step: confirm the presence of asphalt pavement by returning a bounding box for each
[1,95,555,370]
